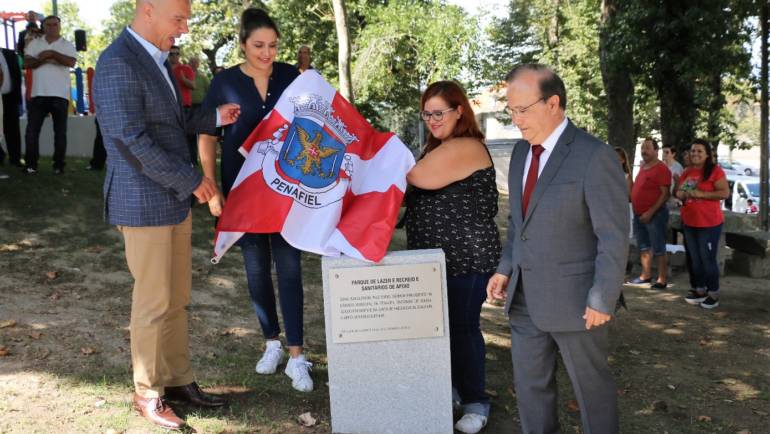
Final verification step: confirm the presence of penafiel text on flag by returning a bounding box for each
[211,70,416,264]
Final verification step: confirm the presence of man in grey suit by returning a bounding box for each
[93,0,240,430]
[487,64,628,434]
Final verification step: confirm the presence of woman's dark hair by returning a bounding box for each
[691,138,715,181]
[239,8,280,44]
[614,147,631,174]
[420,80,484,155]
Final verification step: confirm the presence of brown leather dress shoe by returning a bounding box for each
[165,382,227,408]
[132,394,185,430]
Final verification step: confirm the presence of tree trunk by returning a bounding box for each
[332,0,354,103]
[599,0,635,159]
[655,1,696,155]
[546,0,562,64]
[706,71,724,152]
[658,77,696,154]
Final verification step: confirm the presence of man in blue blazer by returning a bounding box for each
[93,0,240,429]
[487,64,628,434]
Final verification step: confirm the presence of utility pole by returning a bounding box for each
[760,1,768,231]
[52,0,58,16]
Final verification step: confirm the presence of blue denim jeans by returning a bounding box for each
[633,207,669,256]
[447,272,492,417]
[682,224,722,296]
[239,233,304,346]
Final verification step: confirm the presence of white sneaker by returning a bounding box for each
[255,340,284,374]
[454,413,488,434]
[284,354,314,392]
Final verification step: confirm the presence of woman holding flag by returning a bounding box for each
[198,8,312,392]
[404,81,501,434]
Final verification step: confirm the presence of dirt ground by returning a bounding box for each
[1,159,769,433]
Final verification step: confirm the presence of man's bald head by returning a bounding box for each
[132,0,190,51]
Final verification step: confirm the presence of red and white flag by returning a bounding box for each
[212,70,415,263]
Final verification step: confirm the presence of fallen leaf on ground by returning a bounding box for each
[0,243,21,252]
[38,349,51,360]
[45,271,59,280]
[0,319,17,328]
[29,331,42,340]
[81,347,98,355]
[94,399,107,408]
[0,346,10,356]
[714,312,729,319]
[298,412,317,427]
[667,384,676,390]
[485,388,498,397]
[49,291,62,301]
[219,327,244,336]
[697,415,712,422]
[566,399,580,412]
[736,430,751,434]
[629,350,641,355]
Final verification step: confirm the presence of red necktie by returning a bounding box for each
[522,144,545,217]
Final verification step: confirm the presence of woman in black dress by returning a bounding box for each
[405,81,501,434]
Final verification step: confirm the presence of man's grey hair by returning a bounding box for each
[505,63,567,110]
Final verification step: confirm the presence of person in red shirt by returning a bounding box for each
[628,137,671,289]
[169,45,197,163]
[170,45,195,107]
[746,199,758,214]
[674,139,729,309]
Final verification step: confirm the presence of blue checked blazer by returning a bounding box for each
[93,29,217,226]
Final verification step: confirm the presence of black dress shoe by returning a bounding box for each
[165,382,227,408]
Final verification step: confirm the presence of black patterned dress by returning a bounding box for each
[405,166,501,277]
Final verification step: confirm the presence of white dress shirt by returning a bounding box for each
[521,117,568,193]
[126,26,176,101]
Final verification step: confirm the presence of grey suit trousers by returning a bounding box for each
[509,288,619,434]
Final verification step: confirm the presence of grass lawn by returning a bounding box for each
[1,157,769,433]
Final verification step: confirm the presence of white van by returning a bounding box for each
[725,175,762,213]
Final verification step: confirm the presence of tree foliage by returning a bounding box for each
[80,0,758,154]
[43,0,92,67]
[351,0,479,143]
[81,0,134,69]
[483,0,607,138]
[484,0,757,155]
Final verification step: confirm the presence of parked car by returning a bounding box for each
[729,161,759,176]
[725,175,764,213]
[718,160,742,176]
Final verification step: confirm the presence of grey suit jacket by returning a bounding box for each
[93,29,217,227]
[497,120,629,332]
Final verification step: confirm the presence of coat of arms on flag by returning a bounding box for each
[212,70,416,263]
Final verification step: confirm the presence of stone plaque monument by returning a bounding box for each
[322,249,453,434]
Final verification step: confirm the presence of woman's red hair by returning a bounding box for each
[420,80,484,154]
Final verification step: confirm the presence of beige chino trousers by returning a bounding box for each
[118,212,194,398]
